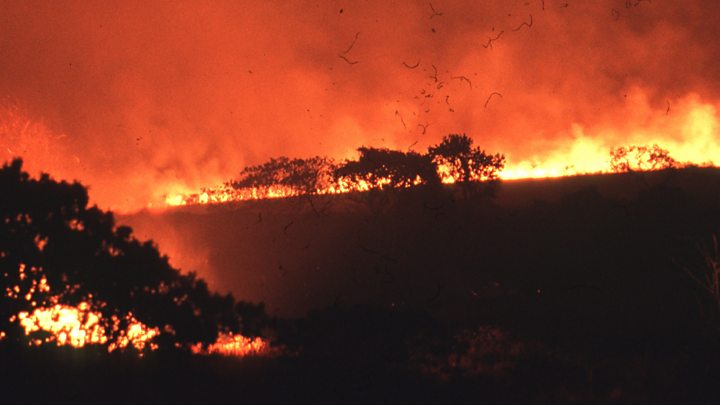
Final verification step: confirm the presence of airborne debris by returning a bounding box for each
[395,110,407,129]
[445,95,454,112]
[402,60,420,69]
[626,0,652,8]
[429,2,443,18]
[429,64,439,82]
[484,92,503,109]
[451,75,472,89]
[512,14,533,31]
[482,30,504,49]
[338,54,359,65]
[342,32,360,54]
[417,123,429,135]
[338,32,360,64]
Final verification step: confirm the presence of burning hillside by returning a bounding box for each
[0,1,719,212]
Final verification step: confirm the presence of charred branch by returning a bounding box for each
[512,14,533,31]
[429,2,443,18]
[482,31,504,49]
[338,54,359,65]
[402,60,421,69]
[451,75,472,89]
[484,92,503,108]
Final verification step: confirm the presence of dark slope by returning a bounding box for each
[120,168,720,330]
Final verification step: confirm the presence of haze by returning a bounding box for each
[1,0,719,211]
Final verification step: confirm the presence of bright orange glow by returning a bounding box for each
[17,303,108,347]
[4,263,159,352]
[192,333,270,357]
[106,313,160,352]
[160,96,720,208]
[1,2,720,213]
[502,97,720,180]
[3,263,269,357]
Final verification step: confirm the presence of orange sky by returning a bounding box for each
[1,0,719,211]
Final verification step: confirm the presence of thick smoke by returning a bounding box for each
[1,0,719,210]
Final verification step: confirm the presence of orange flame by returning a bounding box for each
[502,94,719,180]
[5,263,159,352]
[3,263,269,357]
[17,303,108,347]
[162,96,719,208]
[191,333,270,357]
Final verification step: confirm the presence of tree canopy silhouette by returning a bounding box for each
[610,144,677,173]
[231,156,336,196]
[0,159,251,351]
[334,147,440,189]
[428,134,506,184]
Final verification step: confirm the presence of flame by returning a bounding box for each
[3,263,269,357]
[106,313,160,352]
[502,95,720,180]
[17,303,108,347]
[3,89,719,212]
[191,333,270,357]
[162,96,719,208]
[4,263,159,351]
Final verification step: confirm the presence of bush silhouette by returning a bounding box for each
[232,156,336,197]
[609,144,677,173]
[0,159,253,351]
[428,134,505,183]
[334,147,440,189]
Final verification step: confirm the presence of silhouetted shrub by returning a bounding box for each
[428,134,505,183]
[0,159,245,351]
[335,147,440,189]
[609,144,677,173]
[232,156,336,197]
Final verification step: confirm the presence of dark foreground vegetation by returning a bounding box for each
[4,158,720,403]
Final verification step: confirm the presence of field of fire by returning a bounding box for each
[2,1,720,403]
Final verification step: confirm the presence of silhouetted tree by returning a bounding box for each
[232,156,336,197]
[428,134,505,182]
[334,147,440,189]
[0,159,242,351]
[428,134,505,197]
[610,144,677,173]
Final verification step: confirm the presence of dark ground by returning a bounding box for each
[4,168,720,403]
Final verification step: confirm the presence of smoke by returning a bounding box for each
[1,0,719,211]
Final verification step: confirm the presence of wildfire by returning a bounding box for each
[5,262,160,351]
[13,302,163,352]
[159,96,718,208]
[502,95,720,180]
[17,303,108,347]
[2,263,268,357]
[162,95,719,208]
[192,333,270,357]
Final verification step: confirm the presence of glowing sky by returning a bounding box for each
[1,0,719,211]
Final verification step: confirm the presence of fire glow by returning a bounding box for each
[192,333,270,357]
[163,97,720,208]
[3,263,269,357]
[1,1,720,213]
